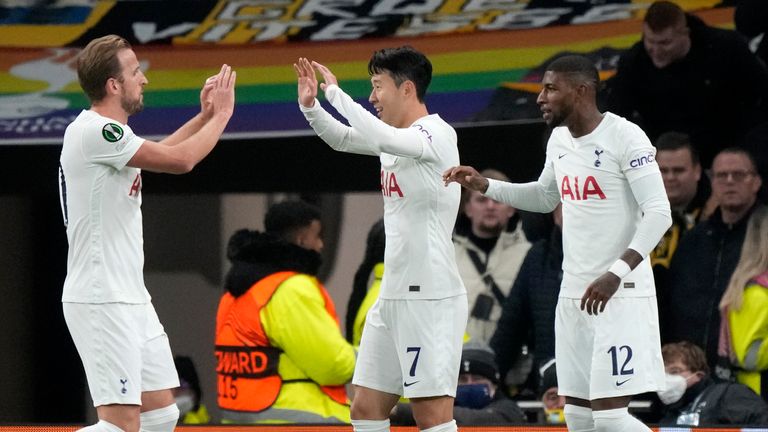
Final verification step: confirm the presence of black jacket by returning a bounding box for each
[490,227,562,393]
[659,377,768,426]
[224,229,322,297]
[664,205,762,368]
[604,13,768,167]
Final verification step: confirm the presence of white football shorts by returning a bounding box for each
[63,302,179,406]
[353,294,468,399]
[555,296,665,400]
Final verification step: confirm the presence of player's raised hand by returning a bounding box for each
[311,61,339,91]
[580,273,620,315]
[200,74,218,120]
[210,64,236,119]
[294,57,318,108]
[442,165,489,193]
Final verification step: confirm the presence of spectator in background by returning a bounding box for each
[454,168,531,346]
[215,200,355,424]
[538,359,566,426]
[734,0,768,66]
[658,341,768,427]
[490,204,562,398]
[651,132,709,330]
[719,206,768,402]
[390,343,525,426]
[665,148,764,368]
[604,1,768,168]
[346,218,385,346]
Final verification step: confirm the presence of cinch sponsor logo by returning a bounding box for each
[560,175,605,201]
[629,153,655,168]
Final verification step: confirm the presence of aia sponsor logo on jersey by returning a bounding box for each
[561,175,606,201]
[129,173,142,197]
[381,169,404,197]
[629,152,655,168]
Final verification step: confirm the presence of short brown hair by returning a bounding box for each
[662,341,710,375]
[77,35,131,103]
[644,1,686,32]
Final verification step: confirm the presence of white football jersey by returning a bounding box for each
[301,86,465,300]
[545,113,660,298]
[59,110,149,304]
[378,115,465,300]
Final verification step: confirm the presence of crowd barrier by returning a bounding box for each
[1,426,767,432]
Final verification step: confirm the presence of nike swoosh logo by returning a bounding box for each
[403,381,420,387]
[558,153,567,159]
[615,378,631,386]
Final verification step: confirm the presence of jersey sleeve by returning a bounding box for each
[485,159,560,213]
[300,98,379,156]
[619,122,659,182]
[81,120,143,169]
[324,84,429,160]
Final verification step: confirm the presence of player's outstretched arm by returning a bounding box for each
[128,64,236,174]
[442,165,489,193]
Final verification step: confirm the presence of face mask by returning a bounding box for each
[455,383,493,409]
[657,373,689,405]
[175,393,195,415]
[544,408,565,424]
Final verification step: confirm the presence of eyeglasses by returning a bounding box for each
[712,170,755,183]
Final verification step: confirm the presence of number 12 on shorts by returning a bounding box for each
[608,345,634,376]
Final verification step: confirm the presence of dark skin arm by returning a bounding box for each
[580,248,643,315]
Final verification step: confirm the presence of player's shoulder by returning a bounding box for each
[602,112,651,144]
[414,114,457,143]
[76,110,129,143]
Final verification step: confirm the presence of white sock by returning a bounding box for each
[420,420,457,432]
[593,407,650,432]
[140,404,179,432]
[351,419,390,432]
[78,420,124,432]
[564,404,596,432]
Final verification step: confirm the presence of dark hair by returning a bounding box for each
[345,218,385,341]
[655,131,700,165]
[264,200,321,243]
[662,341,710,375]
[644,1,686,32]
[368,46,432,102]
[546,55,599,90]
[77,34,131,103]
[714,147,759,174]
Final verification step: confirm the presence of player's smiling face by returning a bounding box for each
[369,71,406,127]
[537,71,576,127]
[116,48,147,115]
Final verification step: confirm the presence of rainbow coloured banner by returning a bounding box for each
[0,1,732,144]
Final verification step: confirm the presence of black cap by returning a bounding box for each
[460,343,500,383]
[538,358,558,397]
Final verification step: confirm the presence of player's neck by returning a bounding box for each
[91,100,128,124]
[567,108,603,138]
[397,103,429,128]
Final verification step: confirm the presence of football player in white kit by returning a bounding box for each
[444,55,672,432]
[58,35,235,432]
[295,47,468,432]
